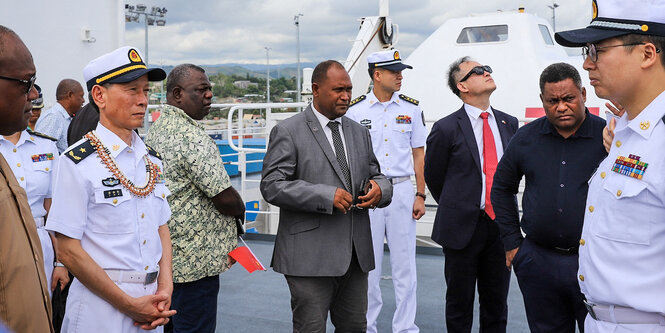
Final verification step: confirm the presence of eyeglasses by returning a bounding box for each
[459,65,492,82]
[0,74,36,94]
[582,43,650,63]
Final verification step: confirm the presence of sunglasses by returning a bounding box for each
[0,74,36,95]
[459,65,492,82]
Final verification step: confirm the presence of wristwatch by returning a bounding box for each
[415,192,427,200]
[54,261,65,267]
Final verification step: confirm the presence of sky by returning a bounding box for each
[125,0,592,66]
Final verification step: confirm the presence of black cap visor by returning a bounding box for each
[106,67,166,84]
[556,27,633,47]
[375,62,413,72]
[87,67,166,91]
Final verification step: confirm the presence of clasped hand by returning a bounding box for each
[333,180,382,213]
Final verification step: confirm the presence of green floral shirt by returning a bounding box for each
[146,105,236,283]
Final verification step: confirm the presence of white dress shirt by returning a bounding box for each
[464,103,504,210]
[311,104,349,165]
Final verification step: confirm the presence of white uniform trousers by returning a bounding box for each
[36,218,54,296]
[367,180,419,333]
[62,278,161,333]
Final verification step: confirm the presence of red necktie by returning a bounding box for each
[480,112,498,220]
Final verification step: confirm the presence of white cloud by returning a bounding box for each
[125,0,593,66]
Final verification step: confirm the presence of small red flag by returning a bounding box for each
[229,238,266,273]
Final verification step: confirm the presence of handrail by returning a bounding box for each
[226,102,308,153]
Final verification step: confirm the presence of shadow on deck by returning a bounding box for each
[217,238,530,332]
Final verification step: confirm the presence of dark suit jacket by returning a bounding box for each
[260,106,392,276]
[424,105,518,250]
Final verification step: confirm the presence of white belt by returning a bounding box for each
[34,216,45,228]
[388,176,410,185]
[105,269,159,285]
[585,300,665,325]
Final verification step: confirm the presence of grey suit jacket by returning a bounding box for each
[260,105,392,277]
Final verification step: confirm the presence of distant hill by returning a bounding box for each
[155,62,317,79]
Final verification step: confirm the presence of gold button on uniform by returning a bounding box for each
[384,124,387,127]
[588,205,594,212]
[385,153,389,156]
[45,167,49,171]
[384,139,388,142]
[143,240,147,245]
[20,177,24,181]
[579,275,584,281]
[145,266,149,271]
[616,141,622,147]
[113,199,118,204]
[12,148,16,152]
[16,163,20,167]
[141,213,145,219]
[617,190,622,197]
[580,239,585,246]
[161,193,165,198]
[600,172,606,179]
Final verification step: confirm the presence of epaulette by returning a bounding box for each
[349,95,366,107]
[399,94,419,105]
[26,129,57,142]
[65,139,94,164]
[146,145,162,160]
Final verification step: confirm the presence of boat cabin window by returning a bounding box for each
[539,25,554,45]
[456,25,508,43]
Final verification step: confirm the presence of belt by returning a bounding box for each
[388,176,410,185]
[552,246,578,255]
[105,269,159,285]
[527,237,578,255]
[34,216,45,228]
[584,300,665,325]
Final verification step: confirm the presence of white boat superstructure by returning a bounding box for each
[400,9,604,123]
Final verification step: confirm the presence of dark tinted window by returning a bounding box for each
[539,25,554,45]
[456,25,508,43]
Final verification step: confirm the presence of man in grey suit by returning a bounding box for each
[261,60,392,333]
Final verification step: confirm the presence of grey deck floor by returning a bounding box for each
[216,239,530,333]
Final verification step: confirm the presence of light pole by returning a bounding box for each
[265,47,271,103]
[125,4,167,132]
[294,13,303,103]
[548,3,559,32]
[125,4,167,65]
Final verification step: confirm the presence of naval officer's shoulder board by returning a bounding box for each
[65,139,94,164]
[398,94,419,106]
[26,129,57,142]
[146,145,162,160]
[349,95,366,107]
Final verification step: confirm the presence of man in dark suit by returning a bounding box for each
[424,56,518,333]
[260,60,392,333]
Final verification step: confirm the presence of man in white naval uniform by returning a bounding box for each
[46,46,176,332]
[0,128,69,294]
[555,0,665,332]
[346,49,427,333]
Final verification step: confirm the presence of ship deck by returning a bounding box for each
[216,238,532,332]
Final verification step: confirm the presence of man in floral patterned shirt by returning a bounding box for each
[146,64,245,333]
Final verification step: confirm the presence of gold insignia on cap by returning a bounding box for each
[128,49,142,63]
[640,121,650,130]
[642,24,649,32]
[592,0,598,20]
[393,51,400,60]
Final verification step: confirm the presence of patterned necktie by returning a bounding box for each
[480,112,498,220]
[327,121,352,189]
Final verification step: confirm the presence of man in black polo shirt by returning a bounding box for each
[491,62,607,332]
